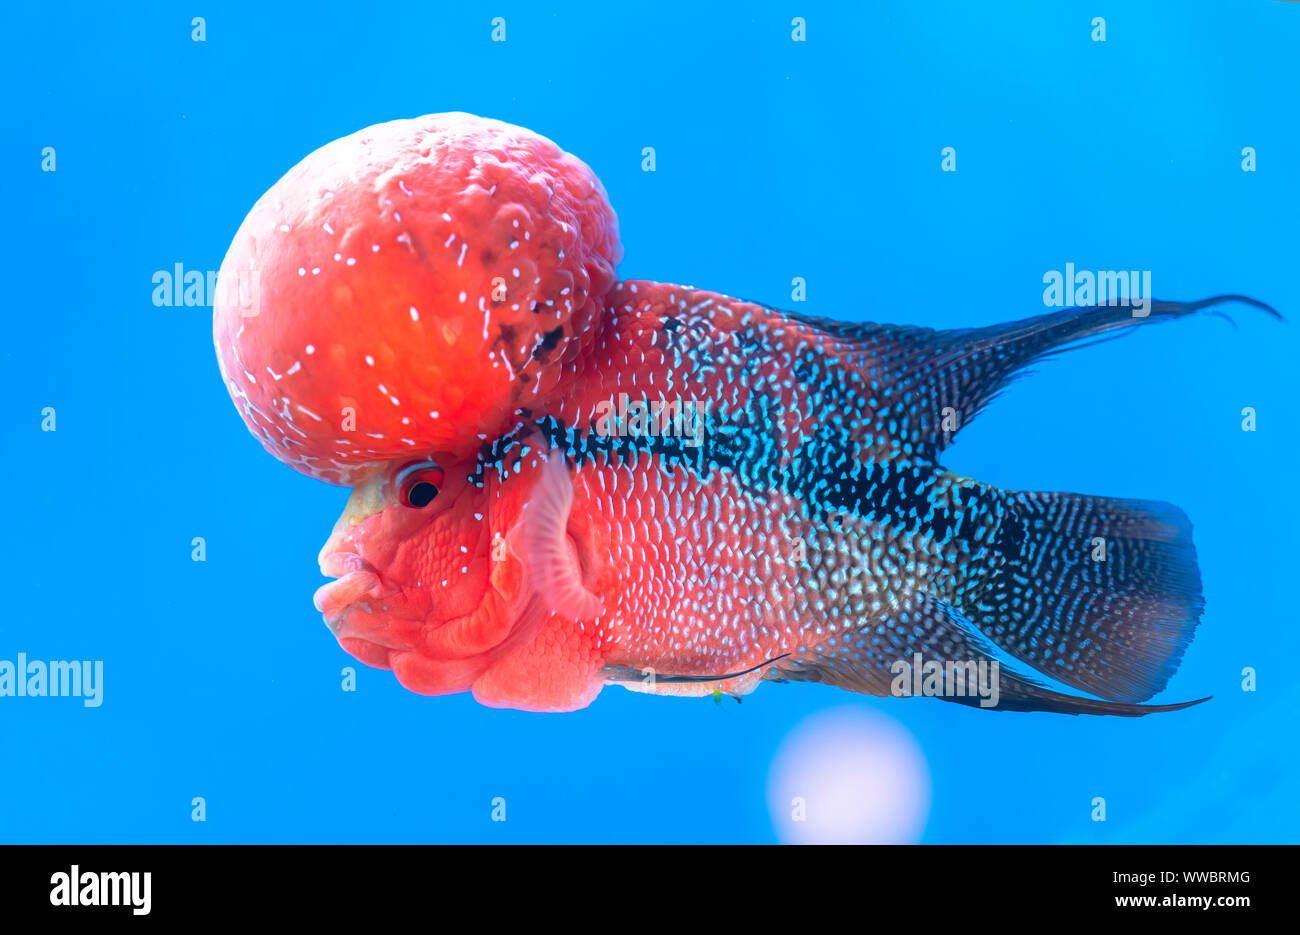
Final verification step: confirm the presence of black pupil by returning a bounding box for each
[407,481,439,508]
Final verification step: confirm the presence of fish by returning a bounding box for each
[214,113,1277,715]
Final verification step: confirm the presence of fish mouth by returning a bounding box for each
[314,551,382,629]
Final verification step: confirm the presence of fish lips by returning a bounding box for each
[314,551,383,629]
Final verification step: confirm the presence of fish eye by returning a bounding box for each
[395,461,445,509]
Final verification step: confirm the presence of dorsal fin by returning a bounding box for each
[785,294,1277,460]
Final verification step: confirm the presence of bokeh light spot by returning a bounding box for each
[768,706,931,844]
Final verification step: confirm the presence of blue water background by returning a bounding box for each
[2,0,1297,843]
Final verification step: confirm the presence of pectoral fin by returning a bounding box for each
[507,449,604,622]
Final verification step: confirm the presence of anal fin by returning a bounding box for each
[766,592,1208,716]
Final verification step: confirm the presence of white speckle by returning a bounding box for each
[378,383,388,394]
[333,253,342,261]
[444,233,456,247]
[429,410,440,418]
[371,243,380,252]
[457,242,468,266]
[279,224,290,233]
[394,212,402,223]
[442,212,452,222]
[397,233,412,247]
[305,344,315,354]
[409,307,419,321]
[346,257,356,266]
[365,355,375,366]
[458,291,467,303]
[287,361,302,375]
[390,396,401,406]
[298,267,306,276]
[311,267,321,275]
[512,267,520,278]
[323,221,335,235]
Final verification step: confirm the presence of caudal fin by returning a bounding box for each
[969,491,1204,703]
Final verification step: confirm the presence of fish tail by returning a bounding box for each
[970,490,1205,704]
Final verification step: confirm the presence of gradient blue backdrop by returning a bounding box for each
[2,0,1297,843]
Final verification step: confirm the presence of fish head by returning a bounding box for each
[313,445,594,697]
[211,113,620,701]
[212,112,622,486]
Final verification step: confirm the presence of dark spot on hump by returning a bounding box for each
[481,248,497,265]
[498,323,517,346]
[532,327,564,361]
[539,326,563,352]
[531,301,542,313]
[662,315,681,332]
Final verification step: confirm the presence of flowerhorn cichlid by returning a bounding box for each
[213,113,1276,714]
